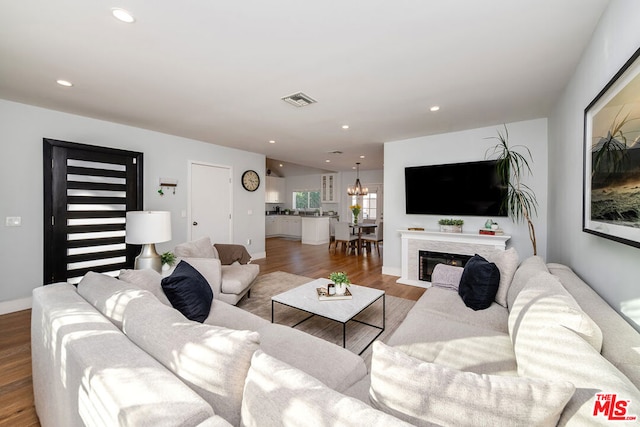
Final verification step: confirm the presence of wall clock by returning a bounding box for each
[241,170,260,192]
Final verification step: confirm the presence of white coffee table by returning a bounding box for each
[271,278,385,355]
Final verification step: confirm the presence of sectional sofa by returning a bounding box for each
[31,247,640,426]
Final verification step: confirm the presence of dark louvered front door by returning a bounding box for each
[43,139,143,284]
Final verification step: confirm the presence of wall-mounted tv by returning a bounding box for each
[405,160,507,216]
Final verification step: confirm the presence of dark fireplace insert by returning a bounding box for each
[419,250,472,282]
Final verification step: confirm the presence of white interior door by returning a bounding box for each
[190,162,232,243]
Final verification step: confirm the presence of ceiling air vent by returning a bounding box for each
[281,92,317,107]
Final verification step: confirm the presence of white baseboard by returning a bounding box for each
[0,296,32,315]
[382,266,401,277]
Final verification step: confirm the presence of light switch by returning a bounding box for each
[6,216,21,227]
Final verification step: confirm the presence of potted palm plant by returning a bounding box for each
[329,271,350,295]
[486,125,538,254]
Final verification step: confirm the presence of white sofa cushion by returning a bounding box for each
[369,341,575,427]
[123,298,260,425]
[485,247,520,307]
[507,255,548,310]
[514,323,640,426]
[241,350,413,427]
[221,263,259,294]
[119,268,172,306]
[78,271,150,330]
[509,272,603,352]
[174,236,217,258]
[178,257,224,299]
[121,291,260,427]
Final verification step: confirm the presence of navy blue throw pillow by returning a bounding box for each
[458,254,501,311]
[161,260,213,322]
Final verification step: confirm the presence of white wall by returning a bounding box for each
[383,118,548,277]
[0,99,266,313]
[548,0,640,331]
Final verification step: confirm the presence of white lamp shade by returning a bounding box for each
[125,211,172,244]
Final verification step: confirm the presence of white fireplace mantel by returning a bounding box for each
[398,229,511,288]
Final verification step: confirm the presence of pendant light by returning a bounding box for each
[347,162,368,196]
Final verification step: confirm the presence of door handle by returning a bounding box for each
[193,221,198,226]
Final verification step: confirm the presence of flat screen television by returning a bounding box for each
[405,160,507,216]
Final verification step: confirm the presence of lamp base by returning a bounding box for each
[134,243,162,273]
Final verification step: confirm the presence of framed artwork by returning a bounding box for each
[583,46,640,248]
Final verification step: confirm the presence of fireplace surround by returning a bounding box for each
[398,230,510,287]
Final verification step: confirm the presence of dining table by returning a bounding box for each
[349,223,377,254]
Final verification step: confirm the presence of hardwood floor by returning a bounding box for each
[0,237,423,426]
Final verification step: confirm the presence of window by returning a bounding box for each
[352,192,377,220]
[294,191,321,210]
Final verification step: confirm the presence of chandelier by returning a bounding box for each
[347,162,368,196]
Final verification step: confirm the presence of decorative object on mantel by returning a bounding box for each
[480,219,503,235]
[408,227,425,231]
[350,204,361,225]
[328,271,351,295]
[347,162,368,196]
[486,125,538,254]
[438,218,464,233]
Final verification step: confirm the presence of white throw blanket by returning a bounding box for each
[431,264,464,291]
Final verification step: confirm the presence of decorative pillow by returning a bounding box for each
[458,254,500,310]
[242,350,412,427]
[484,247,519,307]
[369,342,575,427]
[430,263,464,291]
[173,236,216,258]
[118,268,172,306]
[161,260,213,322]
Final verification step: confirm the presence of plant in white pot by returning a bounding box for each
[438,218,464,233]
[329,271,350,295]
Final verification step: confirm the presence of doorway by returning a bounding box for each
[189,161,232,243]
[43,139,143,284]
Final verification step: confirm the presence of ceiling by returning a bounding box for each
[0,0,610,173]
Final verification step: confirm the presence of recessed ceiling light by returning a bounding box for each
[342,125,350,130]
[430,106,440,112]
[279,164,283,167]
[112,8,136,23]
[269,140,276,144]
[325,160,331,163]
[360,155,365,159]
[56,79,73,87]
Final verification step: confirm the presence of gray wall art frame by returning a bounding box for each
[583,45,640,248]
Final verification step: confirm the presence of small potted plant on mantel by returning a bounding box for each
[438,218,464,233]
[328,271,351,295]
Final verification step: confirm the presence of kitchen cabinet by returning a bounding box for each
[265,215,301,238]
[265,216,279,237]
[265,176,286,203]
[301,217,330,245]
[320,174,337,203]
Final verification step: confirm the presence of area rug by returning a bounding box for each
[237,271,415,362]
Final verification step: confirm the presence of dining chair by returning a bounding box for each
[333,221,358,254]
[362,221,383,255]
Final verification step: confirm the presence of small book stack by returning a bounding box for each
[316,287,353,301]
[479,228,504,236]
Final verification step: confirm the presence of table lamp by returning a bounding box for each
[125,211,172,272]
